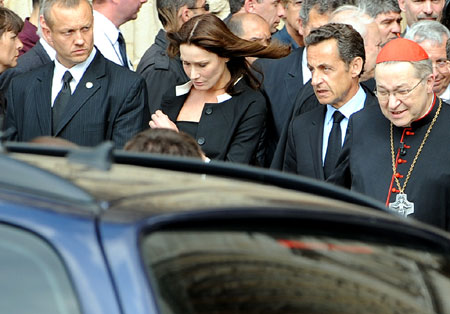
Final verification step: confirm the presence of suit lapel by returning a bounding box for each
[161,93,187,121]
[54,52,103,136]
[309,106,326,180]
[35,63,54,135]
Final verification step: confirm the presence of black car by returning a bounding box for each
[1,142,450,314]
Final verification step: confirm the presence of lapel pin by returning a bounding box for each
[86,82,93,89]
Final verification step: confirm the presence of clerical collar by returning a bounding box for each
[410,94,437,129]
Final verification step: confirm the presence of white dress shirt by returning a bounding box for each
[93,10,133,70]
[302,48,311,84]
[51,48,97,106]
[439,84,450,103]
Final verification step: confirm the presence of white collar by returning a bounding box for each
[54,47,97,85]
[325,85,366,123]
[175,79,240,103]
[39,38,56,61]
[439,84,450,102]
[93,10,120,43]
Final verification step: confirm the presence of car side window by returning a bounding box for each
[0,223,81,314]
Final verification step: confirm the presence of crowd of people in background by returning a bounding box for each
[2,0,450,231]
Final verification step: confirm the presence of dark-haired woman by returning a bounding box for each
[149,13,289,164]
[0,7,23,125]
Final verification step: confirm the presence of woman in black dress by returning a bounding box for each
[149,13,289,164]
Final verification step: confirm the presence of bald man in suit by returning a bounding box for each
[5,0,149,148]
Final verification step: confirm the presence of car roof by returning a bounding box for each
[3,142,450,251]
[0,141,388,215]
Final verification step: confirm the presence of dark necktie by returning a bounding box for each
[117,32,128,67]
[323,110,345,179]
[52,71,73,135]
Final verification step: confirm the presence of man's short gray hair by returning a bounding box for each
[299,0,355,26]
[378,59,433,80]
[358,0,400,18]
[330,5,373,38]
[41,0,91,28]
[405,20,450,45]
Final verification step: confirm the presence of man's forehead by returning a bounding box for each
[375,61,416,78]
[405,0,444,4]
[376,11,401,21]
[306,9,330,28]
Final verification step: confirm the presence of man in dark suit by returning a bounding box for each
[330,38,450,231]
[136,0,207,114]
[282,23,378,180]
[5,0,149,148]
[255,0,351,166]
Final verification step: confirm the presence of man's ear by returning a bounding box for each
[298,18,305,37]
[397,0,406,12]
[350,56,364,78]
[244,0,257,13]
[425,73,435,93]
[179,5,192,24]
[40,15,53,47]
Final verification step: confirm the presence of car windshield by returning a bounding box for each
[141,228,450,314]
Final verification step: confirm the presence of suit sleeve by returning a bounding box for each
[140,67,180,114]
[282,119,298,174]
[4,78,19,140]
[225,94,267,164]
[112,77,150,149]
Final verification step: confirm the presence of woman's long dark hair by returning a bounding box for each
[167,14,290,94]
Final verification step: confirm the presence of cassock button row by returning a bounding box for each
[197,137,205,145]
[205,108,213,115]
[395,173,404,178]
[397,158,407,164]
[392,188,400,193]
[406,131,415,136]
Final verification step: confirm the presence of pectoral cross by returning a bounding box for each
[389,193,414,217]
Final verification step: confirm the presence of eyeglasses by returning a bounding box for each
[375,78,425,102]
[189,3,209,11]
[433,60,449,71]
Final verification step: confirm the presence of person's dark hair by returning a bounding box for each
[124,128,204,159]
[358,0,400,18]
[439,0,450,34]
[167,13,290,93]
[157,0,196,31]
[305,23,365,77]
[0,7,23,37]
[229,0,245,14]
[299,0,356,25]
[42,0,92,28]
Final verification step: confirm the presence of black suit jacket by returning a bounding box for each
[159,79,267,164]
[5,50,149,148]
[136,30,189,114]
[255,47,304,137]
[281,89,379,180]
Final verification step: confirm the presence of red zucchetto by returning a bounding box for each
[376,38,429,64]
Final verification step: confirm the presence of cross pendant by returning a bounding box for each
[389,193,414,217]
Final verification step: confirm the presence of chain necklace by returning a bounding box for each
[388,98,442,216]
